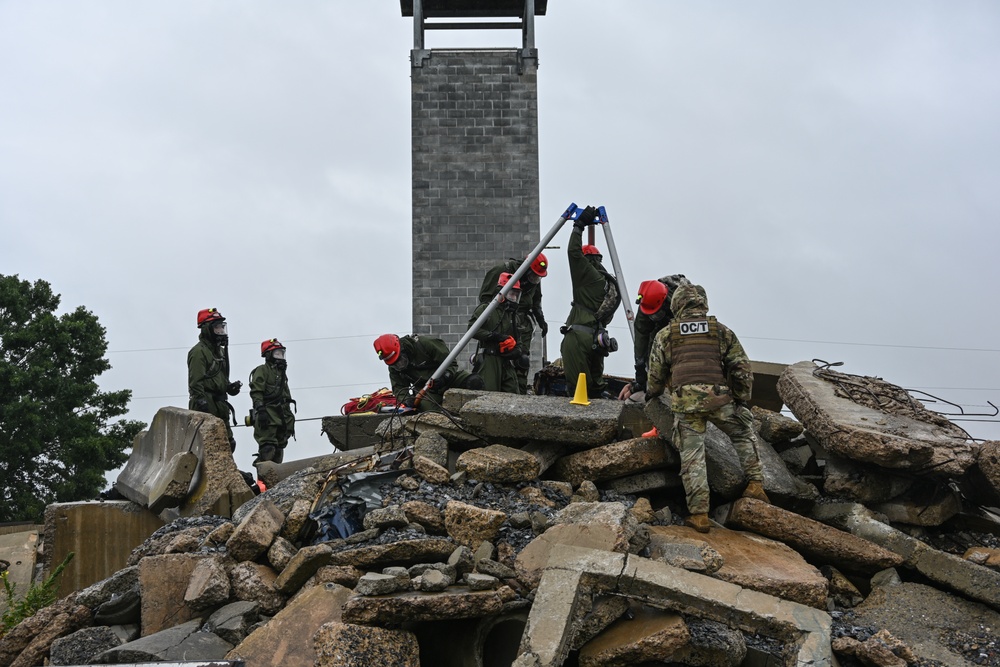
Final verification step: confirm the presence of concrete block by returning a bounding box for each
[459,393,624,448]
[550,437,676,487]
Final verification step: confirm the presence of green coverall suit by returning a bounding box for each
[478,259,547,394]
[560,225,614,398]
[632,307,673,392]
[388,335,473,412]
[187,330,237,451]
[249,359,295,463]
[469,301,523,394]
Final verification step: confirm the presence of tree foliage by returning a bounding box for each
[0,275,145,523]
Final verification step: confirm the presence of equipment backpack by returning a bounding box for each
[340,388,398,415]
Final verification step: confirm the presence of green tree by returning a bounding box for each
[0,275,145,523]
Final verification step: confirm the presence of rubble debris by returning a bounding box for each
[777,360,978,476]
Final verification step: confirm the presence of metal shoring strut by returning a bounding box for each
[596,206,636,343]
[413,202,581,408]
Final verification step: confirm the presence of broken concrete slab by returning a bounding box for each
[116,407,255,520]
[204,601,260,646]
[516,545,832,667]
[648,523,828,608]
[871,482,961,526]
[814,502,1000,610]
[274,543,335,594]
[822,455,915,503]
[321,412,395,451]
[49,626,124,666]
[845,579,1000,667]
[342,585,517,624]
[569,596,630,651]
[598,469,682,495]
[43,501,164,598]
[313,621,420,667]
[227,583,351,667]
[725,498,904,575]
[139,553,205,636]
[95,618,233,663]
[577,604,690,667]
[457,444,541,484]
[549,437,677,487]
[751,405,804,445]
[645,529,724,574]
[458,392,625,448]
[184,555,232,611]
[325,538,457,570]
[777,361,977,476]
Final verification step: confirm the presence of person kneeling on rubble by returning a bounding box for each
[645,283,769,533]
[374,333,484,412]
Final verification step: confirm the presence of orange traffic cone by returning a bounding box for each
[569,373,590,406]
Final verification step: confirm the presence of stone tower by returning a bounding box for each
[402,0,547,361]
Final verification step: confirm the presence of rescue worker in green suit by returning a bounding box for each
[188,308,241,452]
[469,273,525,394]
[559,205,620,399]
[373,333,484,411]
[478,253,549,394]
[250,338,296,464]
[645,283,770,533]
[619,275,688,401]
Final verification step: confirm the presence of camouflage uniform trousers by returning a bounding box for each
[671,401,763,515]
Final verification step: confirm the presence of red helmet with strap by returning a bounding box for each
[374,334,401,365]
[197,308,225,327]
[261,338,285,357]
[530,252,548,278]
[582,244,602,257]
[636,280,669,315]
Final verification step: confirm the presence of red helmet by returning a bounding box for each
[374,334,401,365]
[197,308,225,327]
[261,338,285,357]
[530,252,548,278]
[636,280,668,315]
[582,245,602,257]
[498,272,521,290]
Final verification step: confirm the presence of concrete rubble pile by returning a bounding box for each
[4,360,1000,667]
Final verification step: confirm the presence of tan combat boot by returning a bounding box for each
[743,480,770,503]
[684,513,711,533]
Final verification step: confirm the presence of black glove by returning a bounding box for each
[255,409,270,428]
[484,332,506,345]
[535,313,549,337]
[227,381,242,396]
[634,364,648,392]
[573,205,598,231]
[193,398,209,412]
[440,370,454,387]
[402,395,415,409]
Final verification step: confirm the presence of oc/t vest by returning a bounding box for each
[668,316,727,389]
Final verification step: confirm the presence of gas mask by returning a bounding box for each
[271,348,287,370]
[391,354,409,372]
[210,321,228,346]
[502,290,522,310]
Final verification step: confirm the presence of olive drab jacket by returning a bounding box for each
[249,360,295,434]
[646,283,753,414]
[388,334,463,404]
[187,331,231,423]
[564,228,613,329]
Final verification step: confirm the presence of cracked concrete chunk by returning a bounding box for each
[139,553,205,636]
[457,444,541,484]
[184,554,231,610]
[550,437,676,487]
[313,621,420,667]
[205,600,260,646]
[226,498,285,563]
[445,500,507,549]
[228,583,351,667]
[230,562,286,615]
[96,618,233,663]
[274,543,334,594]
[726,497,904,575]
[342,585,517,624]
[777,361,977,475]
[459,393,624,447]
[646,527,724,574]
[326,538,457,569]
[578,604,690,667]
[49,626,124,666]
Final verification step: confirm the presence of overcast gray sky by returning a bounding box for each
[2,1,999,475]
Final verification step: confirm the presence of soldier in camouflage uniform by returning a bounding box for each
[188,308,242,452]
[559,206,620,399]
[374,333,484,411]
[646,283,769,532]
[478,253,549,394]
[250,338,295,464]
